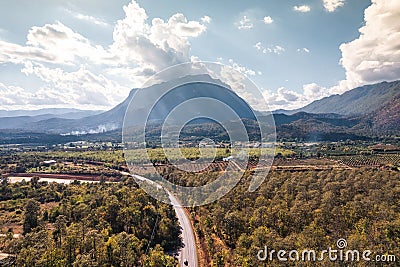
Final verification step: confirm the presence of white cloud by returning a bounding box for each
[254,42,285,55]
[227,59,258,77]
[236,16,253,30]
[0,0,208,109]
[293,5,311,13]
[66,9,110,27]
[201,16,212,24]
[111,4,207,69]
[0,83,30,106]
[263,83,332,110]
[263,88,300,110]
[0,21,113,66]
[339,0,400,89]
[302,83,330,100]
[323,0,345,12]
[272,46,285,55]
[21,62,127,107]
[255,43,265,53]
[263,16,274,24]
[277,87,300,102]
[297,47,310,53]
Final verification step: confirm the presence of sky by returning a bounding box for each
[0,0,399,111]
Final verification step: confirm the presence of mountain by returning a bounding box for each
[3,74,258,134]
[370,95,400,134]
[0,77,398,143]
[28,90,138,134]
[283,80,400,116]
[0,108,103,119]
[0,115,57,130]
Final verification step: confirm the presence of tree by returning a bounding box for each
[23,199,41,234]
[53,215,67,247]
[30,176,40,188]
[142,245,176,267]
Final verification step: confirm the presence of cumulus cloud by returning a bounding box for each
[263,83,332,110]
[254,42,285,55]
[0,81,81,109]
[0,0,208,109]
[293,5,311,13]
[111,2,207,70]
[236,16,253,30]
[21,62,126,107]
[323,0,345,12]
[302,83,330,100]
[0,83,31,105]
[263,88,300,110]
[339,0,400,89]
[263,16,274,24]
[0,21,113,66]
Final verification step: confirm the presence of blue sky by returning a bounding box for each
[0,0,399,111]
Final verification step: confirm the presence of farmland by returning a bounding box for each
[334,154,400,168]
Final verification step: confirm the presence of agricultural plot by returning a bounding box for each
[334,154,400,167]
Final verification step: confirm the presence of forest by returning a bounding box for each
[180,168,400,266]
[0,177,180,266]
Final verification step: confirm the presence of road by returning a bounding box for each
[122,172,198,267]
[168,192,198,267]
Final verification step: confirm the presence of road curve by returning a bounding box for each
[122,172,198,267]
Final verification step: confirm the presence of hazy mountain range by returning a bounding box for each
[0,77,399,144]
[0,108,103,118]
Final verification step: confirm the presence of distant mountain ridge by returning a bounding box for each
[0,108,103,118]
[290,80,400,116]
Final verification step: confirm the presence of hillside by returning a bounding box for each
[296,80,400,115]
[371,95,400,134]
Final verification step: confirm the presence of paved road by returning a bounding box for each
[122,172,198,267]
[168,193,198,267]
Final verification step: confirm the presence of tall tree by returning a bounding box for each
[23,199,41,234]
